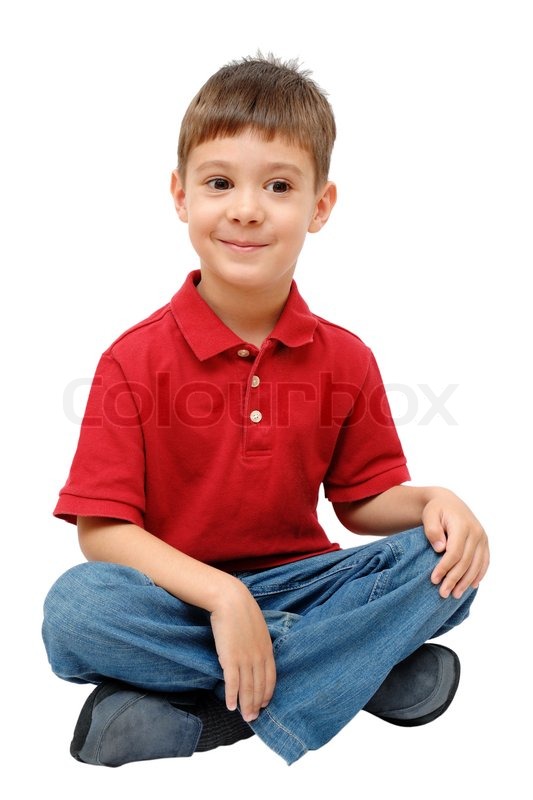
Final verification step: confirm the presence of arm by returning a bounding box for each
[77,517,276,722]
[333,484,489,599]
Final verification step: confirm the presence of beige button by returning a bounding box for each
[251,375,260,388]
[237,348,250,358]
[250,410,262,423]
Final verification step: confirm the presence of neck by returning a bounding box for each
[197,273,292,348]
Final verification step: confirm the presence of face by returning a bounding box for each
[171,129,336,297]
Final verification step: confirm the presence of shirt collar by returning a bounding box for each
[170,270,318,361]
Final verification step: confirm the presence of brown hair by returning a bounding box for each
[177,54,336,189]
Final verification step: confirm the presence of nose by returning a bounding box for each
[226,188,264,225]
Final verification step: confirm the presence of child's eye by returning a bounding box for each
[265,180,291,193]
[207,177,232,191]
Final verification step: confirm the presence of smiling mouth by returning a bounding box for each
[219,239,268,251]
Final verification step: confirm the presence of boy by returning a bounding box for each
[42,55,489,767]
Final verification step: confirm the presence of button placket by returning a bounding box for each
[241,344,272,455]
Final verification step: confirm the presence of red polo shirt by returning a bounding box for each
[54,271,409,571]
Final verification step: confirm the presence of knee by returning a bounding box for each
[392,526,440,571]
[42,561,149,646]
[42,561,152,679]
[43,563,98,645]
[393,527,478,617]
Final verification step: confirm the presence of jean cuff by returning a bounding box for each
[250,707,308,765]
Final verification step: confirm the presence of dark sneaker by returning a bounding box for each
[71,681,252,767]
[363,643,461,726]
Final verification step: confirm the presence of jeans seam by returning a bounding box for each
[248,563,365,597]
[368,571,388,602]
[386,536,405,564]
[272,632,289,655]
[367,539,404,602]
[262,707,308,755]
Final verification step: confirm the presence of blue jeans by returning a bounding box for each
[42,527,475,764]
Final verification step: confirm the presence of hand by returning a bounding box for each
[422,489,490,599]
[209,581,276,722]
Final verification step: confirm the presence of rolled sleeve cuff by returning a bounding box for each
[324,464,411,504]
[53,493,145,527]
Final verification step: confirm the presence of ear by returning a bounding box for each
[308,181,337,233]
[170,169,188,223]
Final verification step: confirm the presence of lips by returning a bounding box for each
[220,239,268,249]
[217,238,270,256]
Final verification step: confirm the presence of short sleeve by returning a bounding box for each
[323,351,410,502]
[53,353,146,526]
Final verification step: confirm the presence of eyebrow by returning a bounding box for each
[195,160,306,178]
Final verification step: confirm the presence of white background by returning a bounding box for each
[1,1,531,797]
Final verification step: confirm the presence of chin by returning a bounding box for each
[211,264,283,287]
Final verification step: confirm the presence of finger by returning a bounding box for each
[437,553,473,597]
[439,533,485,597]
[238,666,258,722]
[430,518,477,583]
[222,664,240,712]
[470,547,491,589]
[423,518,447,553]
[436,526,489,596]
[243,656,277,719]
[473,556,490,588]
[260,656,277,708]
[431,543,463,587]
[431,535,471,595]
[450,556,484,599]
[252,663,267,715]
[452,538,491,597]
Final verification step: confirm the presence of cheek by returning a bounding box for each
[284,218,311,249]
[276,208,309,237]
[186,209,212,238]
[186,221,208,252]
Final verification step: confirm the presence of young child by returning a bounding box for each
[42,55,489,767]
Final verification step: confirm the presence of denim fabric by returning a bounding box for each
[42,527,475,764]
